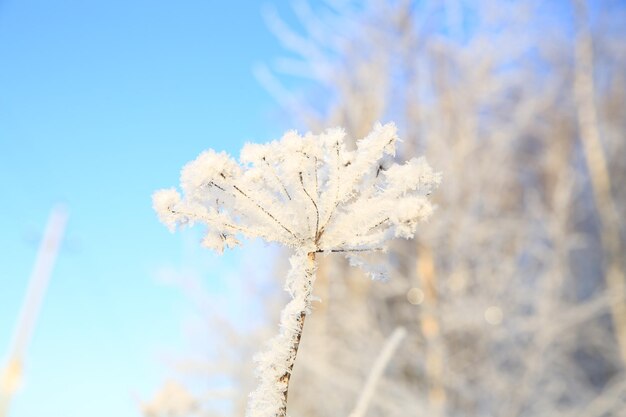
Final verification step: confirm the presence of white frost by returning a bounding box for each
[153,122,441,417]
[153,122,440,256]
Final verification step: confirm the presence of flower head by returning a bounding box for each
[153,122,441,256]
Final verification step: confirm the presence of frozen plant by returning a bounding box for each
[152,122,440,417]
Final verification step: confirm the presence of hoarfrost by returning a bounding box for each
[153,122,440,416]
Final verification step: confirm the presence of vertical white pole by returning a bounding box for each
[0,206,68,417]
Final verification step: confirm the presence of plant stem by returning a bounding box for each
[278,251,316,417]
[277,312,306,417]
[246,251,317,417]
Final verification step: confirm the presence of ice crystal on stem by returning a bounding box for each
[153,122,440,417]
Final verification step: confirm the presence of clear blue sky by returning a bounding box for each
[0,1,300,416]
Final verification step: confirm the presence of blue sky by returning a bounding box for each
[0,1,300,415]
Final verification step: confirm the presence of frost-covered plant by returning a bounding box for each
[153,122,440,417]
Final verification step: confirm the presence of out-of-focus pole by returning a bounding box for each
[572,0,626,364]
[0,206,68,417]
[418,245,446,416]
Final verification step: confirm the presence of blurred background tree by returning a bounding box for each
[143,1,626,416]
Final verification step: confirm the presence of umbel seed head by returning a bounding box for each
[153,122,441,256]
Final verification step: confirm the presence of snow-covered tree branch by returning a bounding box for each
[153,122,440,417]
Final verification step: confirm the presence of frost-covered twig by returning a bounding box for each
[348,327,407,417]
[153,123,440,417]
[248,251,316,417]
